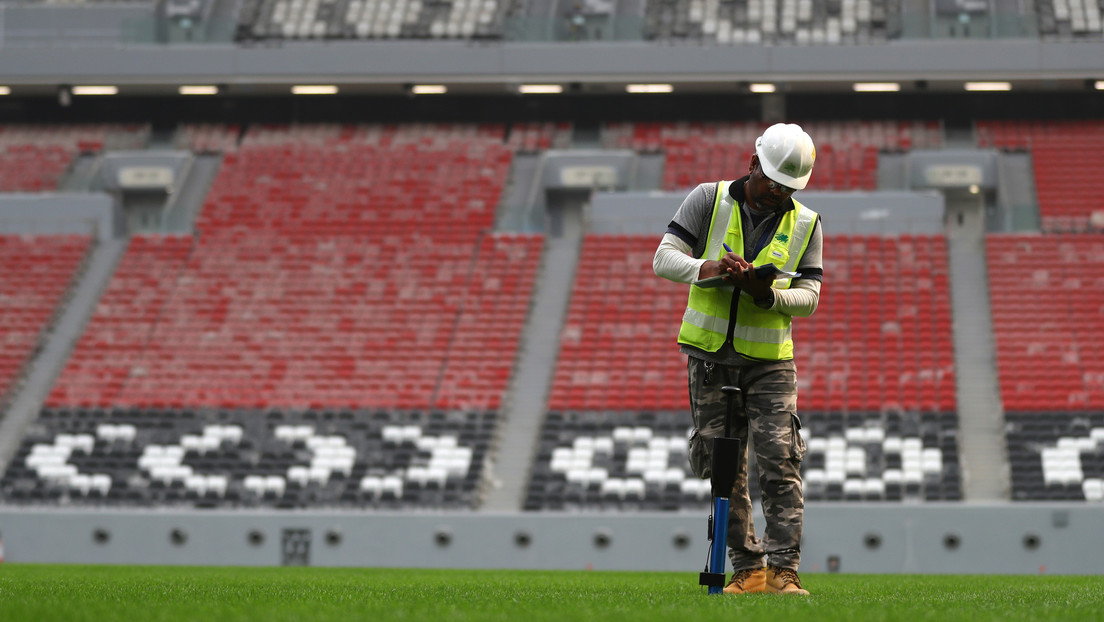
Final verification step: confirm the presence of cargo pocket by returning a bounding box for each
[789,414,807,463]
[688,428,712,479]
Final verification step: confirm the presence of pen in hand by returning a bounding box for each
[721,243,735,278]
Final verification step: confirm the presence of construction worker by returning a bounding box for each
[653,123,822,595]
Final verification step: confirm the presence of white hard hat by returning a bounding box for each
[755,123,816,191]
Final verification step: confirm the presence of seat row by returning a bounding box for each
[0,407,497,509]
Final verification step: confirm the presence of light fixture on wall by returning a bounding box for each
[72,85,118,96]
[518,84,563,94]
[964,81,1011,91]
[410,84,447,95]
[291,85,339,95]
[179,85,219,95]
[626,84,673,94]
[853,82,901,92]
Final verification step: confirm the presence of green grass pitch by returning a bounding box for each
[2,565,1103,622]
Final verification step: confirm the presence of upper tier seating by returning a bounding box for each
[0,407,496,509]
[47,123,540,412]
[174,123,242,153]
[0,235,92,408]
[976,120,1104,232]
[0,124,149,192]
[603,120,941,192]
[986,234,1104,411]
[235,0,513,40]
[643,0,900,45]
[549,233,956,413]
[1035,0,1104,39]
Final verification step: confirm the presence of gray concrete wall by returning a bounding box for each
[0,193,117,240]
[99,151,191,193]
[588,189,945,235]
[907,149,999,190]
[1,504,1100,574]
[0,34,1101,84]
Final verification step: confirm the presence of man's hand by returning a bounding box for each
[700,252,773,299]
[697,259,730,280]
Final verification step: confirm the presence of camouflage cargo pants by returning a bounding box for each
[686,356,807,571]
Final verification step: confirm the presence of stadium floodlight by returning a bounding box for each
[179,85,219,96]
[853,82,900,92]
[0,87,9,96]
[518,84,563,94]
[72,86,118,96]
[626,84,674,94]
[291,85,339,95]
[410,84,447,95]
[749,83,776,93]
[964,81,1011,91]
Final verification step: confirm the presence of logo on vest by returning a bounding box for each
[774,233,789,243]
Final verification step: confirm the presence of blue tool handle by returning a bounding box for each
[708,496,730,595]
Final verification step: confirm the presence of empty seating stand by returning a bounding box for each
[522,408,960,511]
[989,234,1104,502]
[1035,0,1104,39]
[48,123,537,413]
[0,124,149,192]
[235,0,513,40]
[643,0,900,45]
[47,235,195,408]
[603,120,941,192]
[987,234,1104,412]
[174,123,242,153]
[1005,411,1104,502]
[0,407,497,509]
[976,120,1104,232]
[0,235,92,408]
[796,233,956,414]
[551,233,958,416]
[527,231,962,509]
[548,234,689,413]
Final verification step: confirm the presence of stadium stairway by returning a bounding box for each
[993,151,1040,232]
[945,186,1008,500]
[0,239,128,476]
[160,154,224,232]
[482,193,586,511]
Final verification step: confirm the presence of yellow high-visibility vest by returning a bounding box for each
[677,180,818,360]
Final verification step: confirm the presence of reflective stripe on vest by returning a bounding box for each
[677,180,817,360]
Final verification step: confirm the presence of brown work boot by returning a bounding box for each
[766,565,809,595]
[722,567,766,594]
